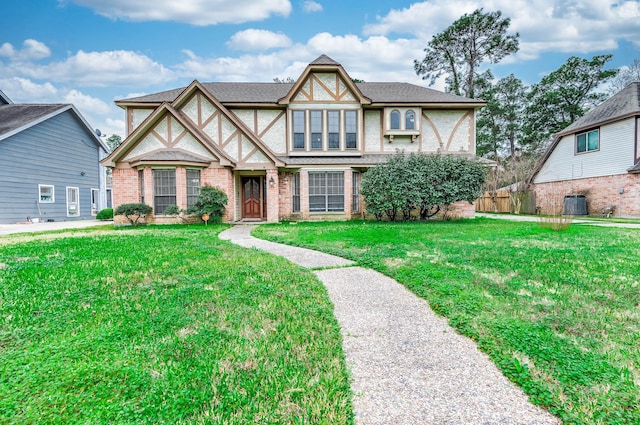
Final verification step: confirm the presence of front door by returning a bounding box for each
[242,177,262,219]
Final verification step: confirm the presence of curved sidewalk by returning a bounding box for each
[219,225,559,425]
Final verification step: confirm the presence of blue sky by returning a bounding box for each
[1,0,639,137]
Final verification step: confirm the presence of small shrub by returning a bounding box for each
[96,208,113,220]
[163,204,181,216]
[186,185,228,222]
[114,203,152,226]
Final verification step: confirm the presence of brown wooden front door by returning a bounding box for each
[242,177,262,218]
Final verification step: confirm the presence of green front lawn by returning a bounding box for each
[0,225,353,424]
[254,219,640,424]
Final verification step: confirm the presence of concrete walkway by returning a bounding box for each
[0,219,110,236]
[219,225,559,425]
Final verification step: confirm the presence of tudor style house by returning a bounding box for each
[530,82,640,217]
[103,55,484,223]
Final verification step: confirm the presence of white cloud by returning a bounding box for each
[302,1,322,13]
[0,39,51,61]
[173,33,428,85]
[227,29,292,51]
[363,0,640,60]
[64,89,111,114]
[0,77,125,136]
[67,0,292,25]
[16,50,175,87]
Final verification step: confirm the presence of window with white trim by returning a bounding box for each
[576,129,599,153]
[328,111,340,150]
[309,172,344,212]
[39,184,54,203]
[311,110,323,150]
[91,188,99,215]
[345,111,357,149]
[66,187,79,216]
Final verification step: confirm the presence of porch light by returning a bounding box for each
[269,176,275,187]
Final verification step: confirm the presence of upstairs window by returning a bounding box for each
[345,110,357,149]
[293,110,305,149]
[328,111,340,149]
[576,129,599,153]
[406,110,416,130]
[390,110,401,130]
[311,110,323,150]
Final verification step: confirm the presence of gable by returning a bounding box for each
[115,107,224,167]
[174,86,281,167]
[292,72,357,103]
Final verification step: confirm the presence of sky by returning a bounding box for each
[1,0,639,138]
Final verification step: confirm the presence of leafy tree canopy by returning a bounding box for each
[414,8,519,98]
[522,54,617,152]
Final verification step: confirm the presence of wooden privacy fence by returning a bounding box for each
[475,190,537,214]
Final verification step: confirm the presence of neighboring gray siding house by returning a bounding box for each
[530,82,640,217]
[0,92,109,224]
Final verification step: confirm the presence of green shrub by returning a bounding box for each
[114,203,152,226]
[163,204,181,216]
[186,185,228,222]
[361,152,488,221]
[96,208,113,220]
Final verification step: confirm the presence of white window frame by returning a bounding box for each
[91,188,99,215]
[66,186,80,217]
[39,184,55,203]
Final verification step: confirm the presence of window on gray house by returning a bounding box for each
[309,172,344,212]
[153,169,176,214]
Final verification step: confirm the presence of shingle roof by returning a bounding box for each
[558,82,640,136]
[0,104,68,138]
[310,54,340,66]
[119,81,480,105]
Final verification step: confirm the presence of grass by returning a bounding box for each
[254,219,640,424]
[0,224,353,424]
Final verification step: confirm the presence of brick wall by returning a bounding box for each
[533,174,640,217]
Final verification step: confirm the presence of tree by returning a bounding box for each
[105,134,122,152]
[273,77,295,83]
[414,9,519,98]
[361,152,488,221]
[608,57,640,94]
[476,74,527,159]
[522,54,617,153]
[186,185,228,222]
[114,203,152,226]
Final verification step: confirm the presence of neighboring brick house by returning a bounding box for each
[530,82,640,217]
[102,55,485,224]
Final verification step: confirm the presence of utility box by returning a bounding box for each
[564,194,587,215]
